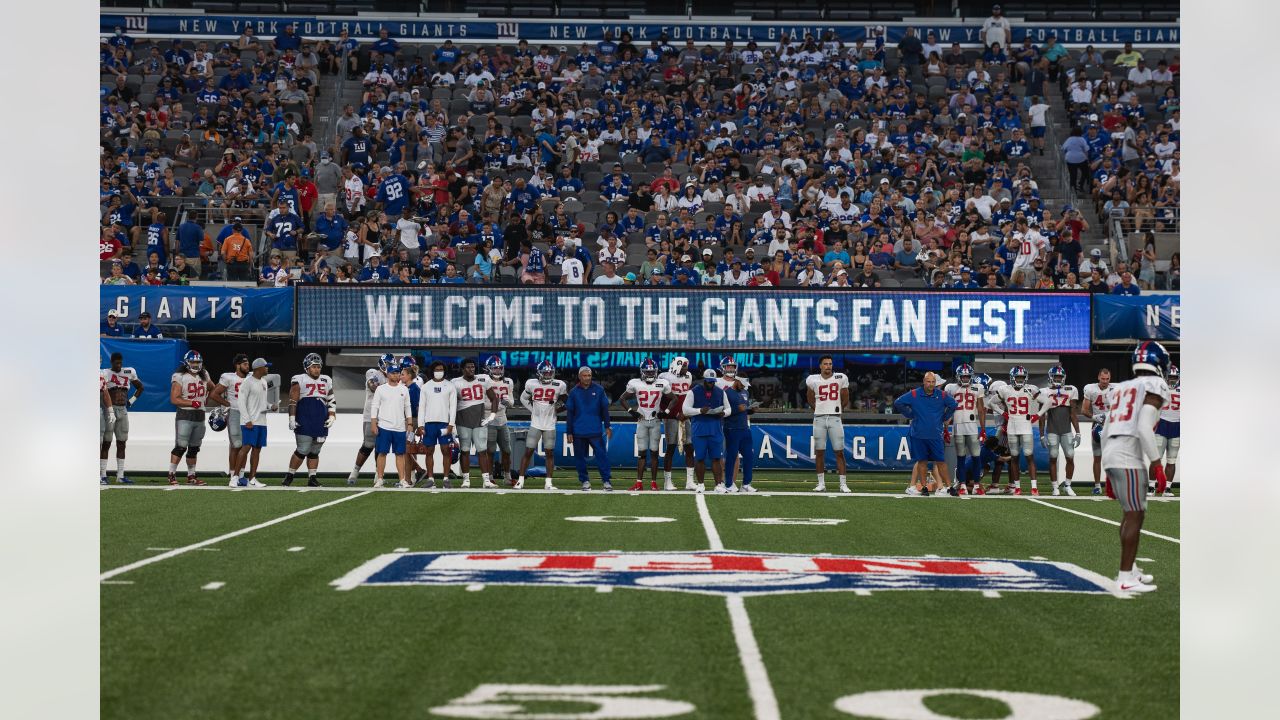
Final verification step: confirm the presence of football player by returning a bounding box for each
[1101,341,1172,593]
[620,357,672,491]
[805,355,851,493]
[452,358,502,488]
[1037,365,1081,496]
[482,356,518,485]
[1081,368,1113,495]
[995,366,1040,494]
[1153,363,1180,496]
[169,350,213,485]
[416,360,458,488]
[211,354,251,486]
[517,360,567,490]
[283,353,336,487]
[99,374,114,484]
[348,353,393,486]
[658,356,696,490]
[100,352,143,484]
[944,365,986,495]
[718,356,757,493]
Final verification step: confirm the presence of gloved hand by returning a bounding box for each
[190,400,201,409]
[942,429,952,445]
[288,418,298,431]
[1001,411,1009,422]
[1151,462,1168,495]
[1071,434,1081,448]
[628,409,641,420]
[481,413,495,427]
[127,396,137,407]
[105,410,116,427]
[1028,414,1040,424]
[1039,434,1049,449]
[1092,413,1106,425]
[979,429,987,443]
[324,415,335,428]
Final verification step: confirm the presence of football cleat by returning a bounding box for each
[484,355,504,379]
[247,479,266,488]
[640,358,659,382]
[742,484,758,493]
[398,479,413,489]
[543,478,553,490]
[719,356,738,378]
[512,477,524,489]
[228,476,239,487]
[664,480,676,491]
[974,485,985,495]
[1063,483,1077,496]
[100,477,108,485]
[685,479,698,491]
[188,475,205,486]
[1051,484,1060,496]
[307,476,320,487]
[1030,487,1040,496]
[183,350,204,374]
[373,478,385,488]
[838,484,851,494]
[168,473,178,485]
[460,477,471,489]
[955,363,974,386]
[1117,575,1158,594]
[813,483,827,493]
[536,359,556,383]
[650,481,659,491]
[1092,484,1102,495]
[116,476,133,485]
[1009,365,1028,389]
[904,486,919,496]
[957,485,967,496]
[727,484,740,493]
[1011,486,1022,496]
[630,481,644,492]
[1132,565,1155,584]
[695,483,704,494]
[482,479,499,489]
[714,483,727,494]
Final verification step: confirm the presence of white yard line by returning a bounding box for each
[694,493,782,720]
[100,491,373,581]
[1027,498,1181,544]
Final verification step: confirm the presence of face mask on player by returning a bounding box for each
[433,370,445,381]
[184,350,203,374]
[1167,364,1180,390]
[720,357,738,378]
[1048,367,1066,387]
[485,356,504,379]
[640,359,658,382]
[955,364,973,386]
[1009,367,1027,389]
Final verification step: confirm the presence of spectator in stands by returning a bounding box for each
[1112,270,1142,295]
[1085,268,1109,294]
[1062,127,1091,194]
[132,311,162,339]
[101,310,123,337]
[981,6,1011,50]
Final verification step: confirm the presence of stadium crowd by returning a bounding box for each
[99,16,1178,294]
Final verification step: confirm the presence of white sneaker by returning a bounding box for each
[513,478,525,489]
[904,486,920,496]
[727,484,740,493]
[1117,574,1157,593]
[247,479,266,488]
[695,483,705,493]
[581,481,591,491]
[373,478,384,488]
[742,484,758,493]
[685,479,697,491]
[398,479,413,489]
[346,475,357,487]
[838,484,850,494]
[1132,565,1155,584]
[1051,484,1061,496]
[482,480,498,489]
[461,478,472,489]
[228,476,239,487]
[714,483,727,494]
[1064,483,1077,496]
[1160,489,1174,497]
[543,479,554,491]
[812,483,827,493]
[664,480,676,491]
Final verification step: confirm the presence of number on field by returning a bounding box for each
[833,688,1100,720]
[430,684,696,719]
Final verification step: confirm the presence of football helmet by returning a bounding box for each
[1009,365,1028,389]
[183,350,203,374]
[974,372,991,390]
[304,353,323,370]
[1131,340,1171,378]
[536,359,556,383]
[485,355,504,379]
[378,353,396,373]
[640,358,659,382]
[719,356,738,378]
[440,432,461,464]
[207,407,228,432]
[1047,365,1066,387]
[400,354,417,368]
[670,356,689,375]
[1167,363,1180,390]
[955,364,974,386]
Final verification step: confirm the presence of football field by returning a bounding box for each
[101,472,1179,719]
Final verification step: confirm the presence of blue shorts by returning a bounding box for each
[909,436,945,462]
[1155,419,1180,439]
[375,429,407,455]
[421,422,448,446]
[692,434,725,461]
[240,424,267,448]
[1030,126,1046,138]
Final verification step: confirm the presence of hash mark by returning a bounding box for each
[982,590,1001,598]
[1138,557,1155,562]
[595,586,614,593]
[287,546,305,552]
[202,582,225,591]
[393,547,409,553]
[1030,556,1048,561]
[465,583,485,592]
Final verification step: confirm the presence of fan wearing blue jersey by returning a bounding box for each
[265,200,304,255]
[283,354,336,487]
[375,167,412,217]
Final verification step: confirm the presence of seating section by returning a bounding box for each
[99,17,1178,292]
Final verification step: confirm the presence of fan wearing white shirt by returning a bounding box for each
[560,255,586,285]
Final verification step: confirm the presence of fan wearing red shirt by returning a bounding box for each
[100,226,124,261]
[296,169,319,219]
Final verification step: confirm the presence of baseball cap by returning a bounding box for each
[1091,248,1103,257]
[624,272,637,282]
[138,311,151,319]
[251,358,272,369]
[106,310,118,318]
[703,369,718,380]
[680,254,692,262]
[702,248,713,257]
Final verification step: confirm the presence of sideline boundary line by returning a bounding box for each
[100,491,373,581]
[1028,498,1181,544]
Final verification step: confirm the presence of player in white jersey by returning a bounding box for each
[100,351,143,484]
[349,353,394,485]
[1036,365,1081,496]
[283,353,336,487]
[805,355,851,493]
[620,357,673,491]
[1153,364,1180,496]
[518,360,567,490]
[99,375,114,483]
[1081,367,1113,495]
[453,358,502,488]
[995,366,1040,494]
[169,350,213,485]
[1101,341,1173,593]
[415,360,459,488]
[481,356,518,485]
[943,364,986,495]
[659,356,697,490]
[211,354,251,485]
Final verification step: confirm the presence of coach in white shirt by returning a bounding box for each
[235,358,272,487]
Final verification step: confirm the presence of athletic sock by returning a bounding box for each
[308,470,317,480]
[100,460,108,478]
[685,467,694,482]
[482,472,491,484]
[817,472,826,485]
[116,459,126,478]
[838,474,847,486]
[663,471,672,482]
[169,462,179,473]
[517,475,525,484]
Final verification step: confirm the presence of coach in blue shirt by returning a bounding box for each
[565,367,613,491]
[683,370,732,492]
[894,372,957,496]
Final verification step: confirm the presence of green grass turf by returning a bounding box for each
[101,479,1179,719]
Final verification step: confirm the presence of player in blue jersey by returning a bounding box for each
[283,353,336,487]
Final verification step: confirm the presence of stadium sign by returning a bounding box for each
[295,286,1091,353]
[102,13,1179,46]
[101,286,293,335]
[1093,293,1180,342]
[333,550,1118,596]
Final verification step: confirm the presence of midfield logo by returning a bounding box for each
[332,551,1117,596]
